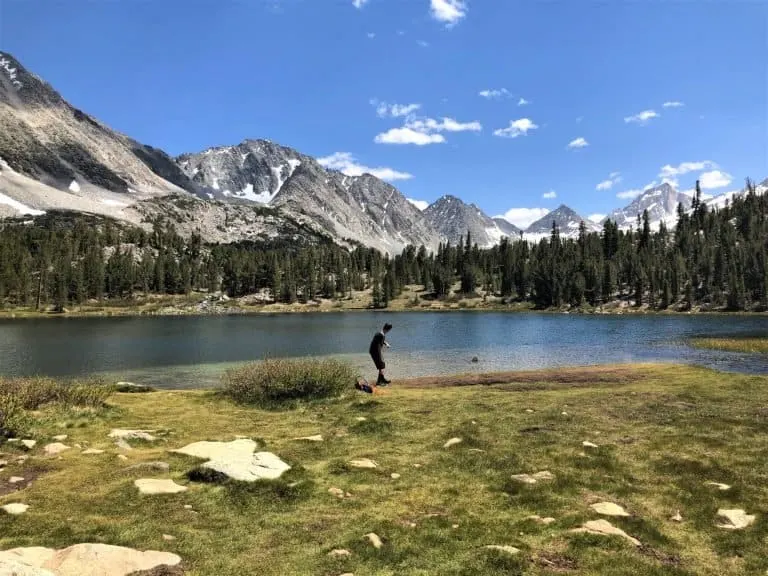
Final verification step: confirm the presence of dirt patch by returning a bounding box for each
[532,552,578,572]
[401,365,655,389]
[128,566,185,576]
[0,463,49,497]
[639,546,682,566]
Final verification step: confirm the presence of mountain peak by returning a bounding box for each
[525,204,596,235]
[605,181,690,231]
[424,195,515,247]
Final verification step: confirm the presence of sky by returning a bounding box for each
[2,0,767,227]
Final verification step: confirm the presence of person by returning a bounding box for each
[369,323,392,385]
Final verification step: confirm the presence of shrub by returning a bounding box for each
[223,358,356,408]
[0,394,29,438]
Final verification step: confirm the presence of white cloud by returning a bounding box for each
[352,0,369,8]
[518,97,529,106]
[371,100,422,118]
[542,190,557,199]
[367,32,376,39]
[699,170,733,190]
[493,118,538,138]
[616,189,644,200]
[659,160,716,179]
[576,116,583,124]
[408,198,429,211]
[662,101,685,108]
[374,127,446,145]
[317,152,413,181]
[567,137,589,149]
[588,213,606,224]
[496,208,550,229]
[624,110,660,125]
[418,40,430,47]
[430,0,467,26]
[479,88,510,99]
[407,117,482,133]
[596,172,622,191]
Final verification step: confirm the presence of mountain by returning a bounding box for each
[525,204,599,237]
[705,178,768,211]
[422,195,515,247]
[492,217,522,237]
[179,140,442,254]
[605,183,692,231]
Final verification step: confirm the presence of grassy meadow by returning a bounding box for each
[0,363,766,575]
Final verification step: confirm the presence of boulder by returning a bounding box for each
[716,509,756,530]
[173,439,290,482]
[590,502,630,517]
[44,443,70,456]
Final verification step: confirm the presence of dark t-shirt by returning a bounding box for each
[369,332,385,356]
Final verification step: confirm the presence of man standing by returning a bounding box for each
[369,323,392,385]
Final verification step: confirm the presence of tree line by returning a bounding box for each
[0,179,765,312]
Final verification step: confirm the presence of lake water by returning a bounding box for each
[0,312,767,389]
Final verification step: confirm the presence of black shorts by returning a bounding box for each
[370,351,385,370]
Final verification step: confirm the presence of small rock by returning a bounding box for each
[468,448,485,453]
[452,524,460,529]
[115,439,134,451]
[52,435,68,442]
[443,437,462,449]
[134,479,188,495]
[590,502,630,517]
[532,471,554,481]
[671,510,683,522]
[2,503,29,515]
[526,515,556,525]
[15,456,28,463]
[162,534,176,541]
[561,412,568,416]
[525,409,534,413]
[348,458,377,469]
[20,440,36,450]
[74,443,82,449]
[413,463,422,468]
[43,443,70,456]
[484,545,520,555]
[294,435,323,442]
[582,441,599,448]
[117,455,129,461]
[9,476,25,484]
[716,508,756,530]
[572,519,640,546]
[109,429,157,442]
[355,417,367,422]
[390,473,401,479]
[704,481,731,491]
[82,448,105,455]
[510,471,555,485]
[365,533,383,549]
[328,549,351,558]
[471,356,479,363]
[0,459,7,467]
[183,505,193,510]
[328,487,346,498]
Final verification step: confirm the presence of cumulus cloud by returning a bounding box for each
[317,152,413,181]
[518,97,529,106]
[407,198,429,211]
[371,100,422,118]
[699,170,733,190]
[662,101,685,108]
[374,127,446,145]
[352,0,369,8]
[430,0,467,26]
[495,208,550,229]
[479,88,510,99]
[493,118,538,138]
[407,117,482,132]
[658,161,717,187]
[542,190,557,199]
[567,137,589,149]
[596,172,622,191]
[616,189,644,200]
[367,32,376,39]
[588,213,606,224]
[418,40,430,47]
[624,110,660,125]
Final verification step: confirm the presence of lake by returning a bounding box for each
[0,312,767,389]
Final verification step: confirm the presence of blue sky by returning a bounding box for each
[2,0,767,227]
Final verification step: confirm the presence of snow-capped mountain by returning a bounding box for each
[525,204,600,236]
[492,217,522,237]
[423,195,517,247]
[604,183,692,231]
[704,178,768,210]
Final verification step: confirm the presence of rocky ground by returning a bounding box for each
[0,364,766,575]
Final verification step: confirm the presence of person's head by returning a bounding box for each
[383,323,393,333]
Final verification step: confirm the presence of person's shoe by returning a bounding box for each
[377,376,391,386]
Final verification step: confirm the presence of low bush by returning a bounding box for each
[222,358,356,408]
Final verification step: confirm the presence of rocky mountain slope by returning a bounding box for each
[524,204,600,237]
[604,183,692,231]
[492,217,522,238]
[422,195,516,247]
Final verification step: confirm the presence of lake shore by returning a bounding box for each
[1,363,765,575]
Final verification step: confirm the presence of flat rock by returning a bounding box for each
[390,473,401,479]
[348,458,377,469]
[328,549,351,558]
[484,545,520,555]
[671,510,683,522]
[443,437,462,449]
[1,503,29,515]
[52,435,68,442]
[134,479,188,495]
[20,440,36,450]
[328,487,351,499]
[109,429,157,442]
[173,439,290,482]
[716,509,756,530]
[81,449,105,455]
[293,435,323,442]
[355,417,367,422]
[525,409,535,413]
[9,476,25,484]
[365,533,383,549]
[0,557,56,575]
[572,519,640,546]
[43,443,70,456]
[511,471,555,485]
[162,535,175,542]
[0,543,181,576]
[117,455,129,461]
[590,502,630,517]
[582,441,599,448]
[704,481,731,491]
[526,515,556,525]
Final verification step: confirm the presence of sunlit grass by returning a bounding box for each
[690,337,768,355]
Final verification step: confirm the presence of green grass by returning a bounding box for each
[0,365,766,575]
[690,337,768,355]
